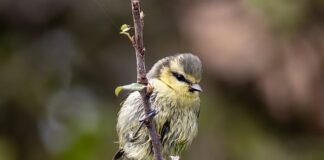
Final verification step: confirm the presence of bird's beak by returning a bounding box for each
[190,83,202,92]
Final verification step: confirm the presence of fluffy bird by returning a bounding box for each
[114,53,202,160]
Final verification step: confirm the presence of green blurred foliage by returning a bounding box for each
[0,0,323,160]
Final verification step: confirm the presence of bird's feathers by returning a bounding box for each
[115,53,201,159]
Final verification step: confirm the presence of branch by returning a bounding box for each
[130,0,164,160]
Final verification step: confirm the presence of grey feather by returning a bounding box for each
[147,53,202,80]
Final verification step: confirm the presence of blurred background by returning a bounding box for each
[0,0,324,159]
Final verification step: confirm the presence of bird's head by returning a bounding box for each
[148,53,202,95]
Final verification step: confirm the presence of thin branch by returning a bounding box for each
[131,0,146,84]
[130,0,164,160]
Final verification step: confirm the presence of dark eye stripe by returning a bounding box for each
[172,72,191,84]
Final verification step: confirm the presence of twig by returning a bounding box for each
[130,0,164,160]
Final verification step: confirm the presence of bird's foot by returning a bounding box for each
[129,122,144,142]
[130,109,159,142]
[139,109,159,123]
[170,155,180,160]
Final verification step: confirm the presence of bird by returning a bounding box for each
[113,53,202,160]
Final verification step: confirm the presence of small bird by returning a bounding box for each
[114,53,202,160]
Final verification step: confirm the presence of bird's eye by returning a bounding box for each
[172,72,187,82]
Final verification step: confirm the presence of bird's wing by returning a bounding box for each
[117,91,159,144]
[160,120,170,144]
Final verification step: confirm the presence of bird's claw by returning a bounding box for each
[139,109,159,123]
[129,133,139,142]
[129,110,159,143]
[129,110,159,142]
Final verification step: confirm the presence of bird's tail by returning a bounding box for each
[112,149,125,160]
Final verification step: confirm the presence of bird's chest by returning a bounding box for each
[168,108,198,142]
[152,95,199,154]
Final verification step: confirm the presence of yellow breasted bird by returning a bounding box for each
[113,53,202,160]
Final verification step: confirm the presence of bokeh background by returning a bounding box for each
[0,0,324,159]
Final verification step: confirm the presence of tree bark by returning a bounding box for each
[130,0,164,160]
